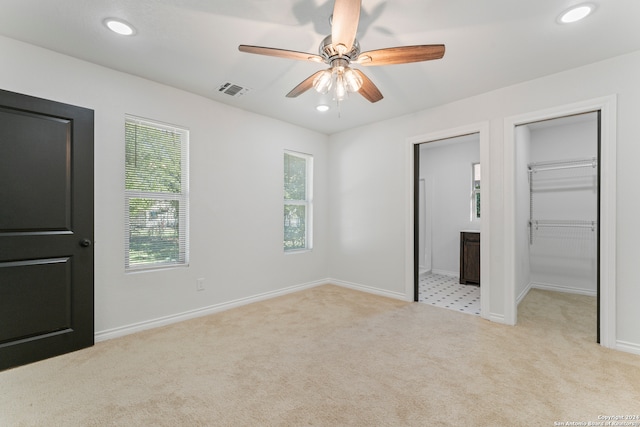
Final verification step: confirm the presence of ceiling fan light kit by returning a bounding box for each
[238,0,445,106]
[313,60,363,101]
[313,70,333,94]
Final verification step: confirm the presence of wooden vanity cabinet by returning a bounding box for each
[460,232,480,285]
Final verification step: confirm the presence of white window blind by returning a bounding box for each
[284,151,313,251]
[125,116,189,270]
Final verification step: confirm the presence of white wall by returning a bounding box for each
[326,129,408,298]
[419,135,480,275]
[328,49,640,353]
[0,35,330,338]
[528,117,598,296]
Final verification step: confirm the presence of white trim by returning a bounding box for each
[615,340,640,356]
[488,313,506,323]
[530,282,597,297]
[404,139,415,301]
[406,122,491,320]
[95,279,326,342]
[516,283,533,305]
[503,95,617,348]
[330,278,410,301]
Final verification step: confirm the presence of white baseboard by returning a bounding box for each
[488,312,506,323]
[516,283,533,305]
[95,279,327,342]
[328,278,410,302]
[431,269,458,277]
[531,282,597,297]
[615,340,640,356]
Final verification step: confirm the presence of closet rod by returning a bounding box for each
[529,220,595,230]
[528,157,596,173]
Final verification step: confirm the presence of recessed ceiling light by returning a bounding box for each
[558,4,595,24]
[316,104,330,112]
[104,18,136,36]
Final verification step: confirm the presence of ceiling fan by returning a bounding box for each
[238,0,445,103]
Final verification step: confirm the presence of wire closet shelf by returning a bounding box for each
[527,157,598,244]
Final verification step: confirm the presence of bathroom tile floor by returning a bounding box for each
[418,272,481,316]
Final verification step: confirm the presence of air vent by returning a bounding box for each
[217,82,251,97]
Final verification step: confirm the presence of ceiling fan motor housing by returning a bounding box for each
[319,35,360,65]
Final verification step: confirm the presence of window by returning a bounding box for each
[472,162,481,220]
[125,116,189,270]
[284,151,313,251]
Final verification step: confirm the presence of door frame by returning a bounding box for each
[503,95,617,348]
[406,122,491,319]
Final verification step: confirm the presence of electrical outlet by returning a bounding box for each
[196,278,205,291]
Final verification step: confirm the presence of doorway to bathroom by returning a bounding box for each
[414,133,482,316]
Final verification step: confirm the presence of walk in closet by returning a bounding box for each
[515,112,599,304]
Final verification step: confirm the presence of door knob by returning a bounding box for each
[79,238,92,247]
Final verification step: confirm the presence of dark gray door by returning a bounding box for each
[0,89,94,371]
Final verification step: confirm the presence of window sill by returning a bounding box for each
[284,248,313,255]
[125,263,189,274]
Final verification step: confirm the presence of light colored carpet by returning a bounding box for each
[1,285,638,426]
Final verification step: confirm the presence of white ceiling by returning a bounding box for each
[1,0,639,135]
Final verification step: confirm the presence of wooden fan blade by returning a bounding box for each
[286,71,325,98]
[354,69,383,103]
[239,45,324,63]
[331,0,361,54]
[356,45,445,66]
